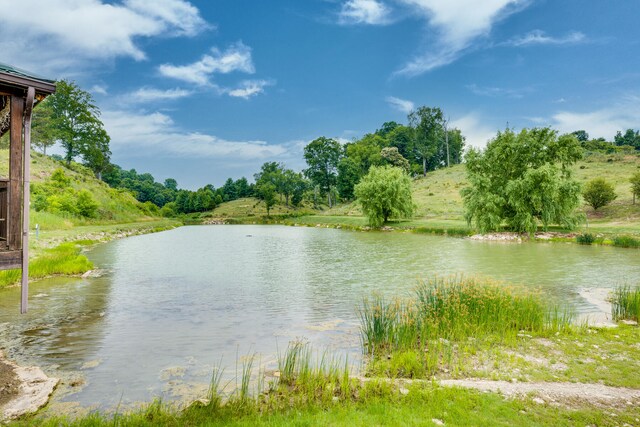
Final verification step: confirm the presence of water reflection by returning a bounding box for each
[0,225,638,410]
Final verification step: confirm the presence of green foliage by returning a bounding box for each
[380,146,410,172]
[303,137,342,206]
[576,233,595,245]
[32,169,99,218]
[583,178,617,210]
[612,285,640,322]
[256,182,277,216]
[354,166,414,227]
[614,128,640,150]
[612,235,640,248]
[45,80,111,175]
[630,172,640,204]
[462,128,583,233]
[408,106,444,176]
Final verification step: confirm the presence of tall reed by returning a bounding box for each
[611,285,640,322]
[359,276,574,355]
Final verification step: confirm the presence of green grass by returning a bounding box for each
[612,285,640,321]
[359,277,573,356]
[208,197,314,220]
[13,378,640,426]
[0,243,93,288]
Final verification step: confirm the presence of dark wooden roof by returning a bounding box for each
[0,63,56,138]
[0,63,56,95]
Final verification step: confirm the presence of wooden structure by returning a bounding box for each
[0,63,56,313]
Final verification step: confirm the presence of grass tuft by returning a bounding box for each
[612,285,640,322]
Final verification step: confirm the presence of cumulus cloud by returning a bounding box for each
[0,0,207,73]
[159,42,255,85]
[102,110,287,159]
[504,30,586,47]
[394,0,527,76]
[339,0,391,25]
[551,96,640,140]
[386,96,415,114]
[450,113,497,148]
[226,80,273,99]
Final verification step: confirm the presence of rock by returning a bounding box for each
[1,359,59,421]
[399,387,409,395]
[431,418,445,426]
[532,397,545,405]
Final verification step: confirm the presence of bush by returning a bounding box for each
[583,178,616,210]
[354,165,414,227]
[576,233,595,245]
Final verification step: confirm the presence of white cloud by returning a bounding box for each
[386,96,415,114]
[450,113,497,148]
[339,0,391,25]
[227,80,272,99]
[90,85,108,96]
[0,0,207,73]
[395,0,527,76]
[466,84,533,99]
[552,96,640,140]
[159,42,255,85]
[505,30,586,47]
[124,87,194,103]
[102,110,287,159]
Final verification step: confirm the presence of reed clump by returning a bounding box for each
[611,285,640,322]
[359,276,574,356]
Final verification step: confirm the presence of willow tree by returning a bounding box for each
[461,128,583,234]
[354,165,414,227]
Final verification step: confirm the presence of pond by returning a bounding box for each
[0,225,638,411]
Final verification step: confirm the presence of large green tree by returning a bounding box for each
[354,165,414,227]
[47,80,112,172]
[461,128,583,234]
[303,137,342,207]
[408,106,444,176]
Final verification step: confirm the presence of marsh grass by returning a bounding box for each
[276,341,354,403]
[359,277,574,356]
[612,285,640,321]
[612,235,640,248]
[0,243,93,288]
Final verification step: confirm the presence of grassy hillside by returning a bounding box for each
[212,153,640,234]
[207,197,314,220]
[0,150,157,230]
[0,150,179,288]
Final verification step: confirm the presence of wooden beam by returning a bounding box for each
[0,250,22,270]
[21,87,34,314]
[8,95,23,251]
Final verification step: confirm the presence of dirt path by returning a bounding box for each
[357,377,640,407]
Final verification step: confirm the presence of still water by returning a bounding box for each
[0,225,638,410]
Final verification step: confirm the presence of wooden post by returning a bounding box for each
[21,87,34,314]
[8,95,23,252]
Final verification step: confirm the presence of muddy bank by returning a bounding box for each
[0,351,59,421]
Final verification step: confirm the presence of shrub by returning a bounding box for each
[576,233,595,245]
[354,165,414,227]
[583,178,616,210]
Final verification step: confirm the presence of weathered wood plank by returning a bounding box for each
[0,250,22,270]
[8,95,23,251]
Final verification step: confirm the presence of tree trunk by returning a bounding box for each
[422,157,426,177]
[285,194,289,207]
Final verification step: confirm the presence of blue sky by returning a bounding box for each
[1,0,639,189]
